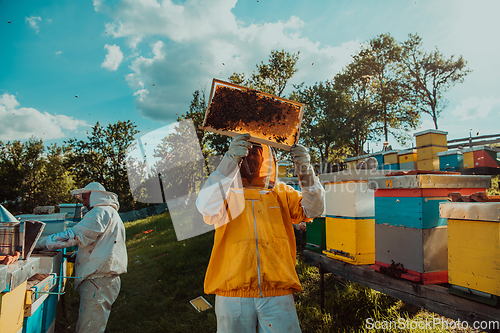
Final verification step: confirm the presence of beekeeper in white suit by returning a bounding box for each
[36,182,127,333]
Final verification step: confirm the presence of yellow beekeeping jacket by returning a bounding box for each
[197,144,323,298]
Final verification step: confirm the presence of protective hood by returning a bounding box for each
[71,182,120,211]
[241,144,277,189]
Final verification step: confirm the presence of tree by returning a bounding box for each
[230,49,300,97]
[294,82,352,172]
[65,120,139,211]
[352,33,420,145]
[400,33,471,129]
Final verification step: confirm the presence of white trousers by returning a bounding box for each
[215,294,302,333]
[76,276,121,333]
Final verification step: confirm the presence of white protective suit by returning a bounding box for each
[39,183,127,333]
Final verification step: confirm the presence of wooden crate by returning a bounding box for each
[0,281,27,333]
[417,146,448,161]
[440,202,500,297]
[437,149,463,171]
[200,78,304,151]
[414,129,448,148]
[372,224,448,284]
[416,158,440,171]
[323,217,375,265]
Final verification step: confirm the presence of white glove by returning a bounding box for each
[291,144,314,188]
[226,134,253,163]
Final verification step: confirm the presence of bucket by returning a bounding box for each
[0,221,20,255]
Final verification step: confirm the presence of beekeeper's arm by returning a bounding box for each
[35,209,107,250]
[290,144,325,218]
[196,134,251,217]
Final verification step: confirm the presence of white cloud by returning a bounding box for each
[101,44,124,71]
[451,96,500,121]
[25,16,42,33]
[97,0,361,121]
[55,51,62,56]
[0,93,89,141]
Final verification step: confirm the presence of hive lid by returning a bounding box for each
[440,202,500,222]
[367,174,491,189]
[413,129,448,136]
[200,78,304,151]
[0,204,19,223]
[22,220,45,260]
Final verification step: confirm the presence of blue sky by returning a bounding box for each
[1,0,499,152]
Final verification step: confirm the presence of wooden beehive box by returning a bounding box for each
[437,149,463,171]
[440,202,500,297]
[323,216,375,265]
[414,129,448,147]
[320,170,390,218]
[368,173,490,284]
[397,149,417,170]
[305,217,326,254]
[200,79,304,150]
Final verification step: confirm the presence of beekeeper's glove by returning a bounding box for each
[226,134,253,163]
[291,144,316,188]
[34,236,48,250]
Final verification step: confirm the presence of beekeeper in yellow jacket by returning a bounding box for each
[36,182,127,333]
[196,134,325,333]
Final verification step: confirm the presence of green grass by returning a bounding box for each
[55,212,479,332]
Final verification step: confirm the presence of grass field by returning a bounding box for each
[54,211,481,333]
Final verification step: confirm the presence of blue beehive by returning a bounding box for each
[437,149,463,171]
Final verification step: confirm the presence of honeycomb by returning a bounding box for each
[204,84,302,147]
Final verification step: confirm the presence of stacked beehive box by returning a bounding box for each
[440,201,500,304]
[368,173,490,284]
[414,129,448,171]
[320,170,390,265]
[398,149,417,170]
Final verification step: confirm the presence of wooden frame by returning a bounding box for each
[200,78,305,151]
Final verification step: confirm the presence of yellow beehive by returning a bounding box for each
[0,281,27,333]
[440,202,500,297]
[416,158,440,171]
[344,157,358,170]
[398,149,417,164]
[383,150,398,165]
[414,129,448,147]
[323,217,375,265]
[417,146,448,161]
[461,148,474,169]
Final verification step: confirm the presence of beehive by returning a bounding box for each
[0,281,27,333]
[320,170,390,265]
[414,129,448,147]
[344,156,358,170]
[383,150,399,165]
[320,170,390,218]
[397,149,416,170]
[416,158,440,171]
[416,146,448,161]
[324,216,375,264]
[368,173,490,284]
[305,217,326,253]
[440,202,500,297]
[201,79,304,150]
[437,149,464,171]
[472,146,500,168]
